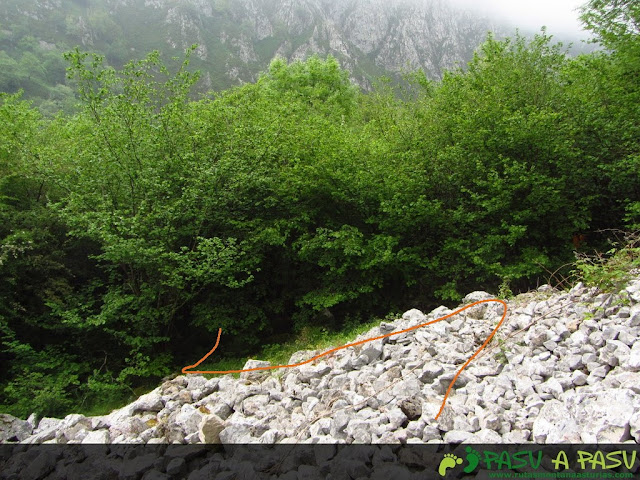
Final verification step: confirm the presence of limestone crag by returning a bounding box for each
[4,279,640,448]
[4,0,507,93]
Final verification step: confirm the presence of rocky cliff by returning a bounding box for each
[2,276,640,477]
[1,0,506,93]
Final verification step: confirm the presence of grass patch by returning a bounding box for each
[81,396,133,417]
[194,312,399,379]
[572,230,640,293]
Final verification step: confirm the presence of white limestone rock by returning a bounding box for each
[133,390,164,413]
[172,404,203,435]
[624,279,640,302]
[81,429,110,444]
[462,291,495,319]
[628,342,640,370]
[239,359,272,381]
[198,414,225,444]
[402,308,427,324]
[0,414,33,442]
[532,400,582,443]
[442,430,479,443]
[475,429,503,443]
[16,273,640,452]
[418,361,444,383]
[297,362,332,382]
[219,423,253,444]
[563,388,637,442]
[630,410,640,443]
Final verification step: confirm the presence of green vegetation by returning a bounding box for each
[573,231,640,293]
[1,0,639,418]
[0,0,215,114]
[193,312,398,385]
[0,0,412,114]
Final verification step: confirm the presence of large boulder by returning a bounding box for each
[564,388,638,442]
[0,414,33,442]
[532,400,582,443]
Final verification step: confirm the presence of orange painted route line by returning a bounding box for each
[182,299,508,420]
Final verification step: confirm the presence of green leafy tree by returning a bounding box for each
[258,55,358,116]
[51,47,256,381]
[580,0,639,48]
[577,0,640,228]
[0,53,21,93]
[0,92,100,417]
[371,32,599,299]
[3,29,640,418]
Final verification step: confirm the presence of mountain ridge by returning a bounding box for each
[1,0,590,112]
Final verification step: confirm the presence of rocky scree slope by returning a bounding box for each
[2,278,640,448]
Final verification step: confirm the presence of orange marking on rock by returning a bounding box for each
[183,299,508,420]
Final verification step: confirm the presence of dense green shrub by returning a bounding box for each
[1,0,639,417]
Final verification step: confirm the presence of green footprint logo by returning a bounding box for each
[437,447,482,476]
[463,446,481,473]
[438,453,463,476]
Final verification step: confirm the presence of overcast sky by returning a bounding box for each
[446,0,591,38]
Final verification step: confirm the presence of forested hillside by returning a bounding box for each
[0,0,638,419]
[0,0,596,116]
[0,0,510,114]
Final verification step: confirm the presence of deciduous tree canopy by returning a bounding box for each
[1,0,639,417]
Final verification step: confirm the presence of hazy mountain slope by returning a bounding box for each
[0,0,508,110]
